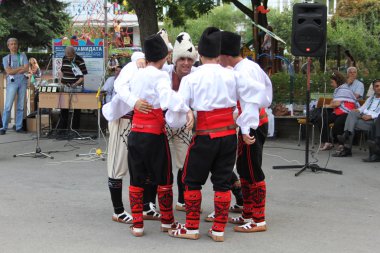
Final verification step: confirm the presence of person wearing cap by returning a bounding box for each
[167,27,270,242]
[163,32,198,212]
[107,54,119,73]
[117,34,192,237]
[102,53,156,226]
[219,31,272,233]
[157,28,174,64]
[124,31,198,213]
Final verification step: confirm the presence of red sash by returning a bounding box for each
[131,108,165,135]
[196,107,236,138]
[237,101,268,127]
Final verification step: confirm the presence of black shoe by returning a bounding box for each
[337,131,350,144]
[16,129,27,133]
[332,147,352,157]
[0,129,6,135]
[368,140,380,155]
[362,154,380,162]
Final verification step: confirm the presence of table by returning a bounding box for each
[38,92,101,137]
[39,92,98,110]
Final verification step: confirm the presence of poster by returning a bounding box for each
[52,38,105,91]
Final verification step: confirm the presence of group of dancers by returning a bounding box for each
[102,27,273,242]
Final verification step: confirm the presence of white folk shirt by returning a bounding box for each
[125,66,190,124]
[102,61,139,121]
[166,63,268,134]
[234,58,273,133]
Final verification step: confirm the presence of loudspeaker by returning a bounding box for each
[291,3,327,57]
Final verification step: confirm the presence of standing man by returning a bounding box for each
[164,32,198,211]
[346,67,364,99]
[58,46,88,133]
[1,38,29,135]
[167,27,270,242]
[102,53,154,225]
[219,31,272,233]
[119,34,192,237]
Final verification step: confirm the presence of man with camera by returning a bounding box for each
[1,38,29,135]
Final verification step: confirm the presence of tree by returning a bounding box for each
[164,4,249,44]
[223,0,269,57]
[114,0,216,47]
[0,0,70,49]
[329,0,380,71]
[0,17,10,39]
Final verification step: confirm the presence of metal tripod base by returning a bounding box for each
[273,164,342,177]
[14,147,54,159]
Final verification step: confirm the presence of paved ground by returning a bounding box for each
[0,131,379,253]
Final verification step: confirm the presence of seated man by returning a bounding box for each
[336,79,380,157]
[364,86,380,162]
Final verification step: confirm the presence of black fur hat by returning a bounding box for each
[144,34,168,62]
[198,27,221,58]
[221,31,241,57]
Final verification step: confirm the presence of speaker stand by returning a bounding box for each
[272,57,342,176]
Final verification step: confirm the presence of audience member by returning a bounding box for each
[365,115,380,162]
[315,71,358,151]
[107,54,119,73]
[102,65,122,104]
[0,38,29,135]
[346,67,364,99]
[28,57,41,84]
[336,79,380,157]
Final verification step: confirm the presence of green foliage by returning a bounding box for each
[271,70,378,104]
[113,0,216,27]
[0,17,10,39]
[0,0,70,49]
[266,8,292,50]
[164,4,250,44]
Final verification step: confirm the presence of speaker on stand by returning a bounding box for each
[273,3,342,176]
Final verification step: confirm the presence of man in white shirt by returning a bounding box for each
[121,34,192,237]
[219,31,272,233]
[102,54,154,226]
[337,79,380,157]
[167,27,269,242]
[163,32,198,212]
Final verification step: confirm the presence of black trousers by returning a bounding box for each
[183,134,237,192]
[127,132,173,188]
[374,117,380,138]
[236,124,268,183]
[58,109,81,130]
[316,109,347,143]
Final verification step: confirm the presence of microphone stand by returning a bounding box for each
[14,88,53,159]
[272,57,342,176]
